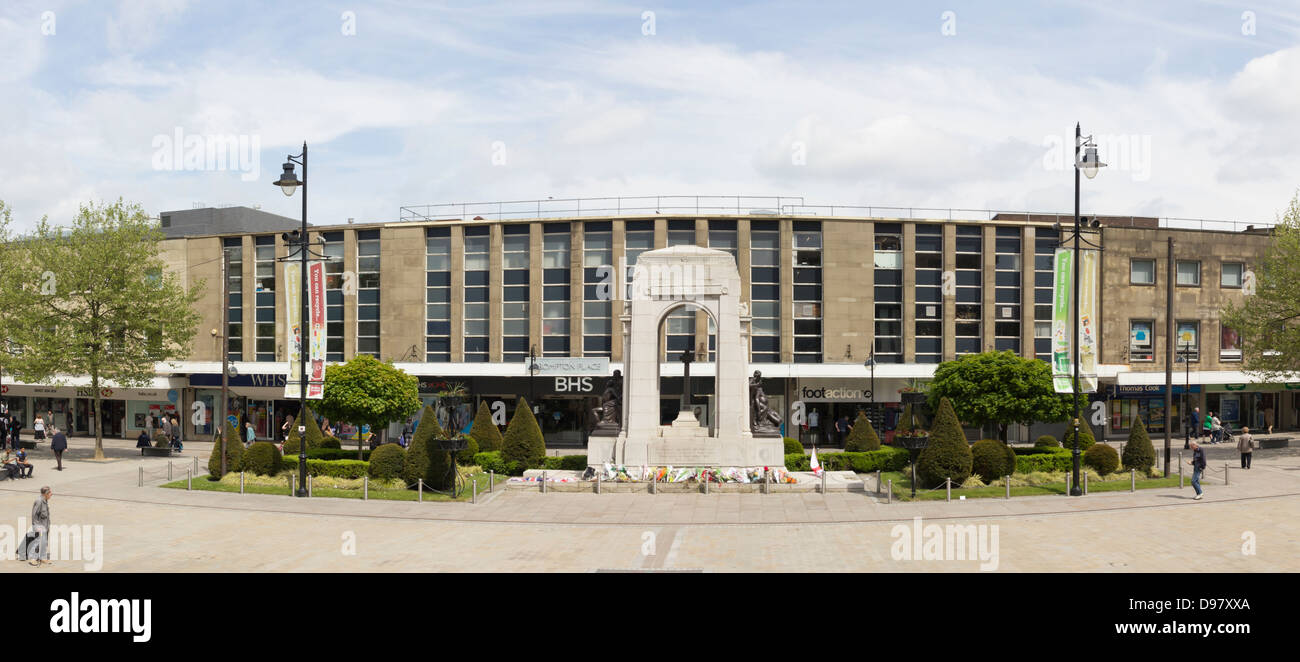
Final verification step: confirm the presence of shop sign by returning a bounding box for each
[1110,385,1200,396]
[1286,383,1300,391]
[525,357,609,376]
[553,377,595,393]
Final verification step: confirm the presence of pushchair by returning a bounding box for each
[1218,424,1234,445]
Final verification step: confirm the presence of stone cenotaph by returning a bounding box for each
[587,245,785,468]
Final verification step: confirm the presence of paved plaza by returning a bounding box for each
[0,436,1296,572]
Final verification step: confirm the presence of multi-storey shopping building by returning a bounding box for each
[3,198,1290,446]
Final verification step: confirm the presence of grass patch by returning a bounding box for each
[877,470,1181,501]
[161,469,497,502]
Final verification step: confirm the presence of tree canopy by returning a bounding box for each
[4,199,203,458]
[315,354,421,444]
[927,351,1084,441]
[1220,192,1300,381]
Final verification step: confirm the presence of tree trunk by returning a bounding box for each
[92,374,105,460]
[998,423,1009,443]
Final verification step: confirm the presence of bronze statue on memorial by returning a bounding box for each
[749,370,782,434]
[595,369,623,428]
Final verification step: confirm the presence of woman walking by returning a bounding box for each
[1187,440,1207,500]
[1202,411,1214,443]
[32,416,45,442]
[1237,426,1256,469]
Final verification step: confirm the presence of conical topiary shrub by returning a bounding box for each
[896,404,914,435]
[502,398,546,472]
[1062,422,1096,453]
[843,411,881,452]
[403,405,454,489]
[1122,417,1157,472]
[207,420,244,479]
[916,397,972,488]
[469,401,503,452]
[282,406,326,455]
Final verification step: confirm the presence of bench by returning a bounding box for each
[1260,437,1291,449]
[141,447,179,457]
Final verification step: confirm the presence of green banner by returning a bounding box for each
[1051,248,1073,393]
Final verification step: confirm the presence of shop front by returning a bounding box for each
[417,375,606,448]
[189,373,289,441]
[1107,384,1199,437]
[795,378,910,447]
[1207,383,1300,433]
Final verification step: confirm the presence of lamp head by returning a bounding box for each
[1080,145,1106,179]
[273,161,301,196]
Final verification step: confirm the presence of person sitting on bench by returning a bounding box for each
[136,430,151,449]
[1,449,19,479]
[14,448,33,478]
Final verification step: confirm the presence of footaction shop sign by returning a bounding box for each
[800,386,870,401]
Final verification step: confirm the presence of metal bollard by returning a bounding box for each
[876,469,882,495]
[1131,469,1136,493]
[291,472,296,496]
[1179,454,1184,488]
[193,456,198,476]
[1084,470,1089,495]
[820,470,827,494]
[1005,476,1010,500]
[138,466,143,487]
[703,473,709,494]
[596,472,602,494]
[542,470,548,494]
[363,475,368,500]
[945,477,951,502]
[1065,472,1071,494]
[489,470,494,492]
[187,468,192,491]
[240,472,245,494]
[167,461,173,482]
[308,473,313,498]
[418,478,423,502]
[650,471,656,495]
[1224,464,1230,486]
[472,477,478,504]
[887,479,893,504]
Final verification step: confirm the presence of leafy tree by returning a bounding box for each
[5,200,203,459]
[1221,192,1300,380]
[502,397,546,471]
[0,201,26,389]
[842,411,881,451]
[927,351,1084,442]
[916,397,972,487]
[1122,417,1156,472]
[314,354,421,459]
[469,401,503,452]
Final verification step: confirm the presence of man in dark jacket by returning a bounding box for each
[50,427,68,471]
[1187,440,1207,500]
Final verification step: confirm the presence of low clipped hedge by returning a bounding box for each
[367,444,406,481]
[783,438,803,455]
[305,459,369,479]
[302,448,373,462]
[542,454,589,471]
[784,446,910,472]
[1014,448,1073,473]
[1084,444,1120,475]
[474,451,520,476]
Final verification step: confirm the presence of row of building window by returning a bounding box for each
[1129,319,1241,363]
[1131,259,1246,288]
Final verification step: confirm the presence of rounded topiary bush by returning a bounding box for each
[457,434,480,466]
[970,439,1014,483]
[502,398,546,471]
[207,421,244,479]
[916,397,973,488]
[1121,417,1156,472]
[320,436,342,449]
[843,411,881,452]
[1034,435,1060,449]
[1062,423,1096,453]
[367,443,406,481]
[241,441,283,476]
[783,437,803,455]
[1083,443,1119,475]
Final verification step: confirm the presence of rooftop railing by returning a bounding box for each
[398,196,1274,232]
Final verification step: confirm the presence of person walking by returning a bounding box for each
[1202,411,1213,442]
[1187,440,1207,500]
[1188,407,1201,447]
[50,427,67,471]
[32,416,45,442]
[26,487,52,566]
[1237,426,1256,469]
[244,421,256,447]
[1211,412,1223,444]
[161,415,173,443]
[171,414,182,445]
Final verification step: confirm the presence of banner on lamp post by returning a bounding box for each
[284,263,302,400]
[307,260,325,399]
[1078,249,1099,393]
[1051,248,1073,393]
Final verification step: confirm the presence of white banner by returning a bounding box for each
[284,263,302,400]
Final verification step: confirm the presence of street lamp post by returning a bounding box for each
[528,344,539,412]
[863,350,876,430]
[1068,123,1105,497]
[1178,347,1192,448]
[272,142,309,498]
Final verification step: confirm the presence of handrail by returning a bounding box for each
[398,196,1273,232]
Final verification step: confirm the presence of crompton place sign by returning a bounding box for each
[523,357,610,376]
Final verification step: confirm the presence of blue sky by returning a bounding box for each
[2,0,1299,229]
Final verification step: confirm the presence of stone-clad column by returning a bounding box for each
[780,220,794,363]
[489,224,503,362]
[611,220,626,363]
[942,224,956,360]
[982,225,996,353]
[902,222,917,363]
[529,222,543,360]
[450,226,465,362]
[569,222,583,357]
[1021,226,1036,358]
